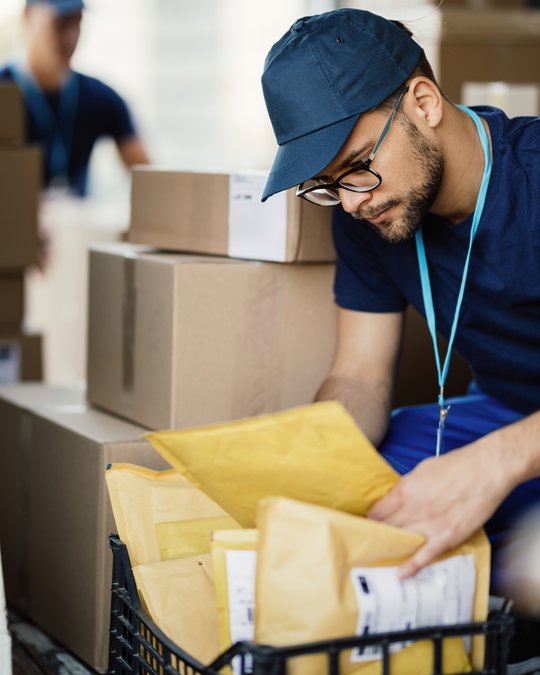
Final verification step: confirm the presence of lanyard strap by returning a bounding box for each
[9,61,80,182]
[415,106,492,408]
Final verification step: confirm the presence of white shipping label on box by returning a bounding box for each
[225,549,256,675]
[350,554,476,662]
[228,173,288,261]
[0,341,21,384]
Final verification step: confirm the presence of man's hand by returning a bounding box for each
[368,440,515,578]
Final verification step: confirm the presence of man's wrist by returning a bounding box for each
[475,419,537,495]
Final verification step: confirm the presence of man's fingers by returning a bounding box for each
[397,538,446,579]
[368,487,401,521]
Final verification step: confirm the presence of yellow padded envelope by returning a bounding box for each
[146,401,400,527]
[255,497,490,675]
[133,553,220,665]
[105,463,240,566]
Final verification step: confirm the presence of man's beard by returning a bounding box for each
[353,117,444,244]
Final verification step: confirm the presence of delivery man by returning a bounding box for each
[0,0,150,195]
[261,9,540,669]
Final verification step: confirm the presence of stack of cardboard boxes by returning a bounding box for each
[0,84,43,384]
[86,170,338,430]
[0,167,339,672]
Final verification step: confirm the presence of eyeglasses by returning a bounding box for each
[296,87,408,207]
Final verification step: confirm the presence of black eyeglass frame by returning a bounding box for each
[296,87,409,206]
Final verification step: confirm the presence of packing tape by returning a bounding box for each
[122,255,136,407]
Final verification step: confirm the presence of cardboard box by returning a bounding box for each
[0,272,24,328]
[87,243,337,430]
[440,9,540,102]
[0,147,40,270]
[0,332,43,383]
[0,83,24,146]
[0,384,169,672]
[129,169,335,263]
[0,384,83,614]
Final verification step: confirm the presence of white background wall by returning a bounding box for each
[1,1,332,202]
[0,0,443,207]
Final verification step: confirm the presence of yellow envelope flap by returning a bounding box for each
[146,401,399,527]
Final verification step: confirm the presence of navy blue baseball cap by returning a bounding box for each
[261,9,422,201]
[26,0,85,15]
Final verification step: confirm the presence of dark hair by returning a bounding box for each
[377,20,445,112]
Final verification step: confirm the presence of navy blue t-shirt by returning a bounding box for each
[0,66,136,196]
[333,107,540,415]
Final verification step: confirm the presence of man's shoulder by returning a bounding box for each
[476,105,540,153]
[507,115,540,153]
[76,72,125,104]
[74,71,135,137]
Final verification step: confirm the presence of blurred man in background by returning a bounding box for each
[0,0,150,196]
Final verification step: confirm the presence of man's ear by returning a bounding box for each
[407,77,443,129]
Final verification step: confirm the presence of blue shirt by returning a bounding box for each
[0,66,136,196]
[333,106,540,415]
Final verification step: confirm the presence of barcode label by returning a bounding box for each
[350,554,476,662]
[225,550,256,675]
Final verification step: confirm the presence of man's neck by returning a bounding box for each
[430,106,492,226]
[27,52,70,92]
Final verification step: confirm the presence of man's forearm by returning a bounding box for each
[474,408,540,490]
[314,375,392,446]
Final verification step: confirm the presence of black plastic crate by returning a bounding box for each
[107,534,513,675]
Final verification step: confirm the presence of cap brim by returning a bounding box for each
[51,0,85,15]
[262,113,361,202]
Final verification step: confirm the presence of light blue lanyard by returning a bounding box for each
[415,105,492,456]
[10,61,80,185]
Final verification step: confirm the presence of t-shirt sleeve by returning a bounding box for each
[92,78,137,142]
[332,207,407,312]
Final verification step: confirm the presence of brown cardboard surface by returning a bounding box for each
[0,385,85,613]
[0,332,43,383]
[440,9,540,102]
[87,243,337,430]
[129,169,335,262]
[0,83,24,146]
[0,384,169,673]
[0,147,41,270]
[0,272,24,327]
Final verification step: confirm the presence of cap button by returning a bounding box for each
[292,19,304,32]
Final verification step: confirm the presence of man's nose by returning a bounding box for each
[338,188,372,214]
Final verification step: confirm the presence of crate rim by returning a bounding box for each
[108,533,514,675]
